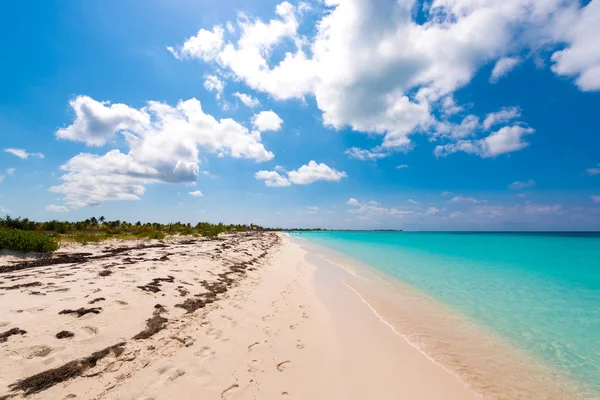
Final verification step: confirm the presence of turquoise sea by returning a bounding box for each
[294,231,600,398]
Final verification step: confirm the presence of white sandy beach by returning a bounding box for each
[0,232,477,399]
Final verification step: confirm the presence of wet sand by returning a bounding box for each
[1,232,477,399]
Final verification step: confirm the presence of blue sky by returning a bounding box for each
[1,0,599,230]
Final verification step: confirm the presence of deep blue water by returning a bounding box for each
[294,231,600,395]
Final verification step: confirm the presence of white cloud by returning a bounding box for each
[434,115,480,140]
[233,92,260,108]
[203,75,225,99]
[435,126,534,158]
[170,0,596,156]
[4,148,44,160]
[396,164,408,169]
[441,191,453,196]
[592,196,600,203]
[6,168,15,176]
[251,110,283,132]
[45,205,69,213]
[490,57,521,83]
[0,206,8,213]
[255,170,291,187]
[509,179,535,189]
[288,161,346,185]
[474,203,562,218]
[257,160,346,187]
[425,207,441,215]
[51,96,273,208]
[349,204,413,219]
[345,147,389,161]
[448,196,487,204]
[189,190,204,197]
[551,1,600,91]
[167,25,224,61]
[346,198,360,206]
[0,175,4,183]
[408,199,419,204]
[483,107,521,130]
[587,163,600,176]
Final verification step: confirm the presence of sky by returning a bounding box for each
[0,0,599,230]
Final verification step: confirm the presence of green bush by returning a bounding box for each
[0,228,59,253]
[137,231,166,240]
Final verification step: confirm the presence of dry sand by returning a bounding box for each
[0,232,476,399]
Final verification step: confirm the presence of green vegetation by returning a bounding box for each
[0,215,264,252]
[0,228,60,253]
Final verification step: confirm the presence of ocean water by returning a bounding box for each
[294,231,600,398]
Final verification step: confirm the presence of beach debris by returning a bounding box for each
[59,307,102,318]
[132,305,168,340]
[137,276,175,293]
[0,281,42,290]
[98,270,112,277]
[0,327,27,343]
[8,342,126,395]
[88,297,105,304]
[56,331,75,339]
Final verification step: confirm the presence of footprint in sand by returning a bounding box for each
[221,384,239,399]
[206,327,223,341]
[0,321,9,328]
[248,359,262,373]
[81,326,99,336]
[277,361,290,372]
[22,345,54,359]
[296,340,305,350]
[289,324,298,330]
[194,346,215,362]
[247,342,260,352]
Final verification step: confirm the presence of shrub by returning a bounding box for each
[137,231,166,240]
[0,228,59,253]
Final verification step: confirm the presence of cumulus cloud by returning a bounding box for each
[345,147,388,161]
[46,205,69,212]
[51,96,273,208]
[483,107,521,130]
[490,57,521,83]
[396,164,408,169]
[448,196,487,204]
[288,161,347,184]
[255,170,291,187]
[6,168,15,176]
[251,110,283,131]
[509,179,535,189]
[256,160,346,187]
[349,204,413,219]
[551,1,600,91]
[346,198,360,206]
[170,0,599,158]
[425,207,441,215]
[203,75,225,99]
[189,190,204,197]
[167,25,224,61]
[4,148,44,159]
[233,92,260,108]
[435,126,534,158]
[0,206,8,213]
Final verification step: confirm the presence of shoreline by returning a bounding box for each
[294,234,588,400]
[1,232,579,399]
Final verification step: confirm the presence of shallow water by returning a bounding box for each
[293,232,600,399]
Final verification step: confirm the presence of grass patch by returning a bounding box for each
[0,228,59,253]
